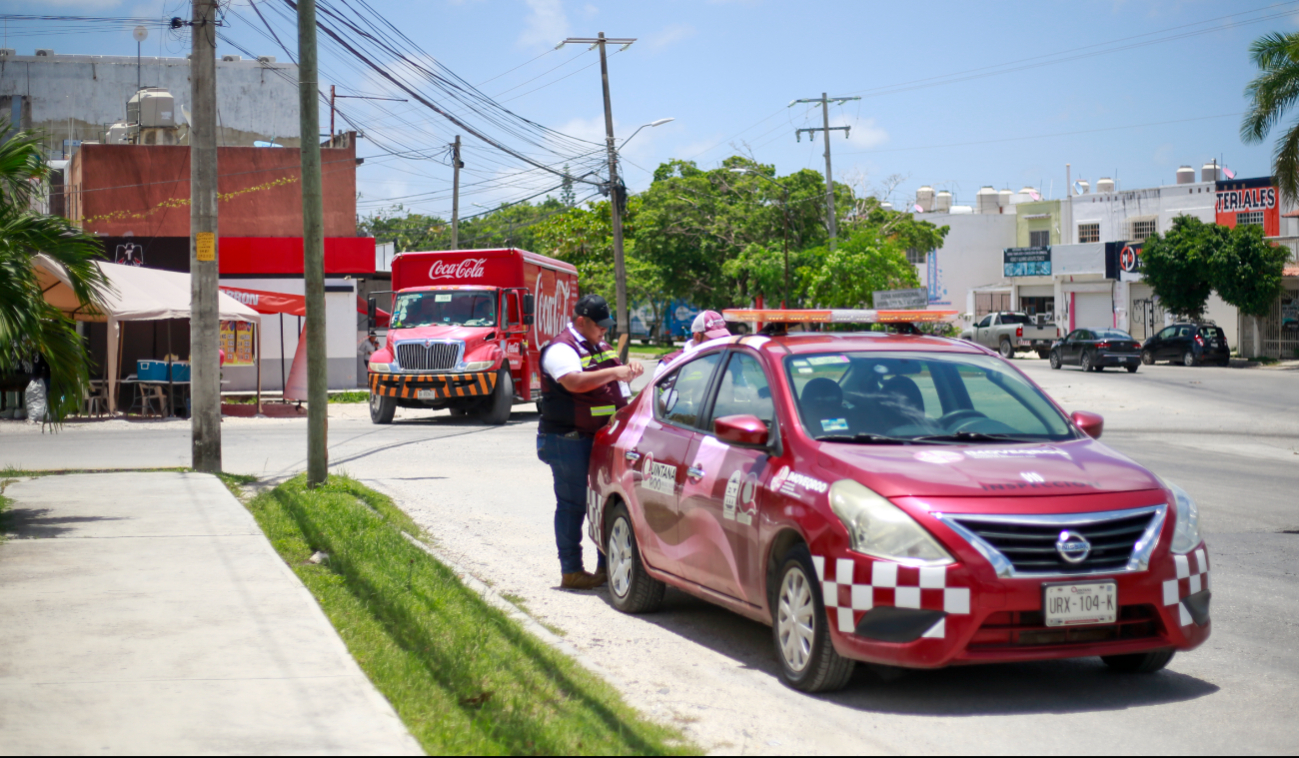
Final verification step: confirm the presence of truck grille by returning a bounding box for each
[395,340,462,372]
[949,508,1159,575]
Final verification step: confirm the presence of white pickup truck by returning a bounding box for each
[960,311,1061,359]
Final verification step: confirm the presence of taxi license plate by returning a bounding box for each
[416,389,438,399]
[1043,582,1117,627]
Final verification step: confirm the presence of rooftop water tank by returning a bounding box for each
[1201,162,1220,182]
[127,88,175,128]
[935,190,953,213]
[1096,177,1115,194]
[916,185,935,212]
[976,186,1000,214]
[1012,186,1040,204]
[949,205,974,215]
[998,189,1013,208]
[880,201,894,211]
[1176,166,1196,185]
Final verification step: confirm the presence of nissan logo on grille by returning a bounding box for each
[1055,530,1092,564]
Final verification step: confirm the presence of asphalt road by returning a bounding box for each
[2,357,1296,753]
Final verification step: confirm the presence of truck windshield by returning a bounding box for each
[391,290,496,328]
[786,351,1076,443]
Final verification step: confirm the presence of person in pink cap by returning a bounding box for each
[653,310,731,378]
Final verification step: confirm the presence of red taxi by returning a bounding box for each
[586,309,1210,692]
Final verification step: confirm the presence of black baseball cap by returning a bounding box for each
[574,294,614,329]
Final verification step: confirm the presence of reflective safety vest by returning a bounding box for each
[538,325,628,437]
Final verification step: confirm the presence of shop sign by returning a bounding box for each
[873,287,928,309]
[1104,241,1145,281]
[1004,246,1051,277]
[1216,177,1281,237]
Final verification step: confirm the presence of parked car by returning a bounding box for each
[587,314,1211,693]
[1050,329,1142,373]
[959,312,1060,359]
[1140,323,1230,367]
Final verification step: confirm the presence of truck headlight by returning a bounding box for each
[463,360,495,372]
[1167,481,1202,554]
[369,361,390,373]
[829,480,953,565]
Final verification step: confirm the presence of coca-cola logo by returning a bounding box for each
[427,257,487,281]
[534,273,573,345]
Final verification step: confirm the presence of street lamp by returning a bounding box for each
[730,167,791,308]
[620,117,674,149]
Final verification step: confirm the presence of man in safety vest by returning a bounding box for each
[537,294,644,590]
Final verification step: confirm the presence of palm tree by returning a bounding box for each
[1242,31,1299,202]
[0,129,110,423]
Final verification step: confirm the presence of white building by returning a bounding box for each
[915,205,1018,330]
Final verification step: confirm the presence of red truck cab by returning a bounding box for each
[367,248,579,424]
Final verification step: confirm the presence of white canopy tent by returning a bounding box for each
[35,256,261,413]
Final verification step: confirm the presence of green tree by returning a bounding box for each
[0,130,110,423]
[1209,223,1290,357]
[801,226,920,308]
[1241,31,1299,203]
[357,197,570,253]
[1140,216,1222,320]
[559,164,576,207]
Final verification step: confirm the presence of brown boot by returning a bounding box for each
[561,570,604,590]
[591,567,608,587]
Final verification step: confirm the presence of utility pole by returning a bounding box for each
[298,0,328,487]
[793,93,859,250]
[329,84,334,141]
[451,135,462,249]
[189,0,221,472]
[564,32,635,354]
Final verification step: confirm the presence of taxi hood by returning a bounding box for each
[817,438,1162,499]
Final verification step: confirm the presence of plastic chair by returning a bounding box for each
[84,380,109,417]
[140,384,168,418]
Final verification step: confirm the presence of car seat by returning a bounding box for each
[800,378,846,436]
[880,375,924,416]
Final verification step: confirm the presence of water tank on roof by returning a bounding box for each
[106,121,131,145]
[916,185,935,212]
[1201,162,1220,182]
[1012,186,1039,204]
[998,189,1013,208]
[1096,177,1115,194]
[127,88,176,128]
[880,201,894,211]
[935,190,952,213]
[976,186,999,214]
[1177,166,1196,185]
[949,205,974,215]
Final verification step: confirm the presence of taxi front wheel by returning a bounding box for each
[606,504,665,614]
[773,545,855,693]
[1102,649,1175,673]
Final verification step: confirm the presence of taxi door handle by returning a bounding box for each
[687,466,705,481]
[625,450,642,462]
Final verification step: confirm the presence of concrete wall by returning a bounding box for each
[916,212,1017,327]
[1069,182,1215,242]
[68,142,357,238]
[0,53,300,155]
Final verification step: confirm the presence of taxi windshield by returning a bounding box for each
[785,351,1076,443]
[391,290,496,328]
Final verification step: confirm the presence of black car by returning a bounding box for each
[1049,328,1142,372]
[1141,323,1230,367]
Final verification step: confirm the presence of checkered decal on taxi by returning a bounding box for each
[813,555,970,639]
[1163,548,1209,627]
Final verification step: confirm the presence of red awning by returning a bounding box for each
[218,286,390,326]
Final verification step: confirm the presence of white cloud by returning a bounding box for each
[648,23,696,51]
[518,0,570,50]
[834,115,889,149]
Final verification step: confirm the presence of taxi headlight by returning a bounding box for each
[1167,481,1202,554]
[829,479,953,565]
[463,360,495,372]
[368,361,390,373]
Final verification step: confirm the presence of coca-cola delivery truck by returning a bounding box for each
[366,248,579,425]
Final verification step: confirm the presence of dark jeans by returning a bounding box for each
[537,432,606,575]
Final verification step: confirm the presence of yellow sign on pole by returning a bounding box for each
[196,232,215,262]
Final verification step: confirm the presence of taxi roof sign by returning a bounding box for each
[722,308,958,324]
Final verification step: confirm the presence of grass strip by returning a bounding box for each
[244,474,695,756]
[328,390,370,403]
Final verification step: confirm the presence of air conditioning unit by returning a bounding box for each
[257,56,276,63]
[221,55,241,62]
[0,49,15,57]
[35,49,55,57]
[1034,313,1050,328]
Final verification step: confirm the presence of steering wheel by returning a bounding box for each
[939,409,987,430]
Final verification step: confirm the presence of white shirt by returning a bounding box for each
[541,324,585,381]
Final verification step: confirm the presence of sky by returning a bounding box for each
[6,0,1296,220]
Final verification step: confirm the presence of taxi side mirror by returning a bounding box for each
[1071,410,1104,439]
[367,297,377,331]
[715,414,769,448]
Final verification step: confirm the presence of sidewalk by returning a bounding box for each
[0,472,422,755]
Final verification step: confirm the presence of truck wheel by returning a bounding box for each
[1102,649,1175,673]
[479,369,513,426]
[998,338,1014,359]
[606,503,665,613]
[369,391,395,424]
[773,544,855,693]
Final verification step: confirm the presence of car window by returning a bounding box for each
[1066,330,1083,341]
[1096,329,1132,340]
[1177,326,1193,338]
[1157,327,1177,339]
[786,351,1075,442]
[977,315,993,328]
[709,352,775,428]
[1199,326,1223,339]
[999,313,1032,325]
[655,352,723,429]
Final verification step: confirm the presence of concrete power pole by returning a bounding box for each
[298,0,328,487]
[564,32,635,353]
[451,135,462,249]
[793,93,860,251]
[189,0,221,473]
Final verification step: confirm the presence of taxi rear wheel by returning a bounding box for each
[1101,649,1175,673]
[606,504,664,614]
[773,545,855,693]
